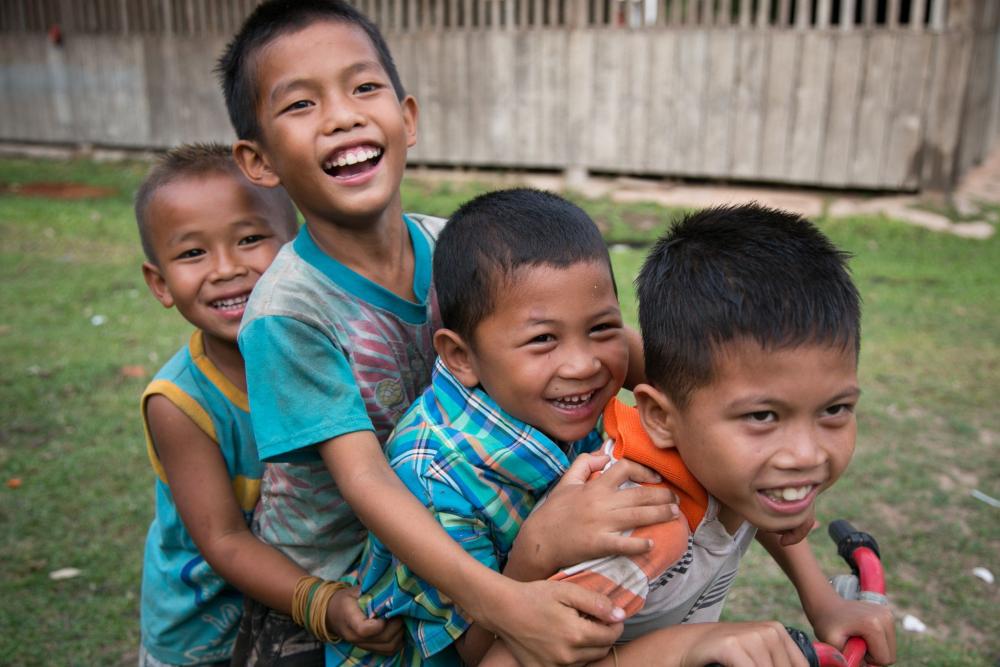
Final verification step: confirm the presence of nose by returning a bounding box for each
[557,341,602,381]
[774,424,828,470]
[209,249,248,282]
[322,95,366,135]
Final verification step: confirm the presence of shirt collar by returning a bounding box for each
[427,358,582,493]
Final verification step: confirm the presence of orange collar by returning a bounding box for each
[603,398,708,531]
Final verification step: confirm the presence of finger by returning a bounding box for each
[607,501,680,530]
[599,458,664,486]
[560,453,611,486]
[554,582,626,625]
[603,483,677,511]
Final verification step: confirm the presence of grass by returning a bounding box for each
[1,156,997,665]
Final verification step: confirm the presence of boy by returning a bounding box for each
[216,2,669,663]
[336,194,895,667]
[547,203,896,665]
[137,144,401,667]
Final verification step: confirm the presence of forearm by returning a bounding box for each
[322,436,510,627]
[200,527,308,615]
[757,531,838,617]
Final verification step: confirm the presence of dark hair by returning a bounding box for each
[637,203,860,406]
[216,0,405,142]
[134,142,297,264]
[434,188,614,343]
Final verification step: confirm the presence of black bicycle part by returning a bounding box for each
[827,519,881,575]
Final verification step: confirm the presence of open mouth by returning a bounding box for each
[760,485,815,503]
[210,294,249,311]
[322,145,383,179]
[550,390,597,410]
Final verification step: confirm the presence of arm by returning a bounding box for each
[148,396,401,653]
[757,532,896,665]
[480,621,811,667]
[506,452,679,581]
[320,433,627,666]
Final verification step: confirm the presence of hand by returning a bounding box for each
[483,578,625,667]
[772,512,818,547]
[510,452,679,578]
[325,586,404,655]
[678,621,810,667]
[808,595,896,666]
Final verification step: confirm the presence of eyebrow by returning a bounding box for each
[268,60,385,106]
[725,387,862,411]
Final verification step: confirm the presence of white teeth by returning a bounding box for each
[764,485,812,502]
[553,392,594,407]
[212,295,248,309]
[324,147,382,170]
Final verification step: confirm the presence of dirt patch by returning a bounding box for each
[0,181,117,199]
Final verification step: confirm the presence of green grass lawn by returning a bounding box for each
[1,157,997,665]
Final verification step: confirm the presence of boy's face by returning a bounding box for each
[142,173,294,345]
[448,261,628,443]
[639,340,858,534]
[237,21,417,228]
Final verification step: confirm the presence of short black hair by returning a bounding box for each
[637,203,861,406]
[216,0,405,142]
[134,142,297,265]
[434,188,614,343]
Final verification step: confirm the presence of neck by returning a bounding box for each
[201,333,247,392]
[716,503,743,536]
[306,201,416,301]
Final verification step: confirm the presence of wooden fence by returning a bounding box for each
[1,0,997,190]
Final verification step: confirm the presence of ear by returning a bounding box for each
[233,140,282,188]
[401,95,419,149]
[433,328,479,388]
[142,261,174,309]
[633,383,679,450]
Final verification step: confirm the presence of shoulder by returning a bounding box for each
[406,213,448,243]
[242,244,337,327]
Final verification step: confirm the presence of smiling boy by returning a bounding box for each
[215,2,645,663]
[547,203,897,665]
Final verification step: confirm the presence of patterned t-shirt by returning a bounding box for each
[238,214,445,580]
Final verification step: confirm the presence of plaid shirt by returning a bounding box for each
[326,359,603,666]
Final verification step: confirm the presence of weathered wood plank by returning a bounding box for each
[759,32,799,181]
[730,30,767,178]
[702,30,737,176]
[850,32,896,186]
[587,30,629,170]
[819,32,865,186]
[788,32,834,183]
[881,33,933,189]
[643,28,678,173]
[624,31,653,172]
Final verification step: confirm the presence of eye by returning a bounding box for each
[529,333,555,344]
[356,82,382,94]
[239,234,267,246]
[744,410,777,424]
[176,248,205,260]
[282,99,313,113]
[822,403,855,419]
[590,321,622,336]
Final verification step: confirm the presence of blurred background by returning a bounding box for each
[1,0,998,665]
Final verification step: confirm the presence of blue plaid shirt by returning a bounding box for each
[325,359,603,666]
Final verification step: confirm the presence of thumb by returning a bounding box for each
[354,616,388,637]
[559,452,610,486]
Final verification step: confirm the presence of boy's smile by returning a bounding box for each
[643,340,859,534]
[240,20,417,229]
[142,173,293,348]
[454,261,629,444]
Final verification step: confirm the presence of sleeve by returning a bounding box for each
[354,442,499,659]
[548,476,691,618]
[239,315,373,462]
